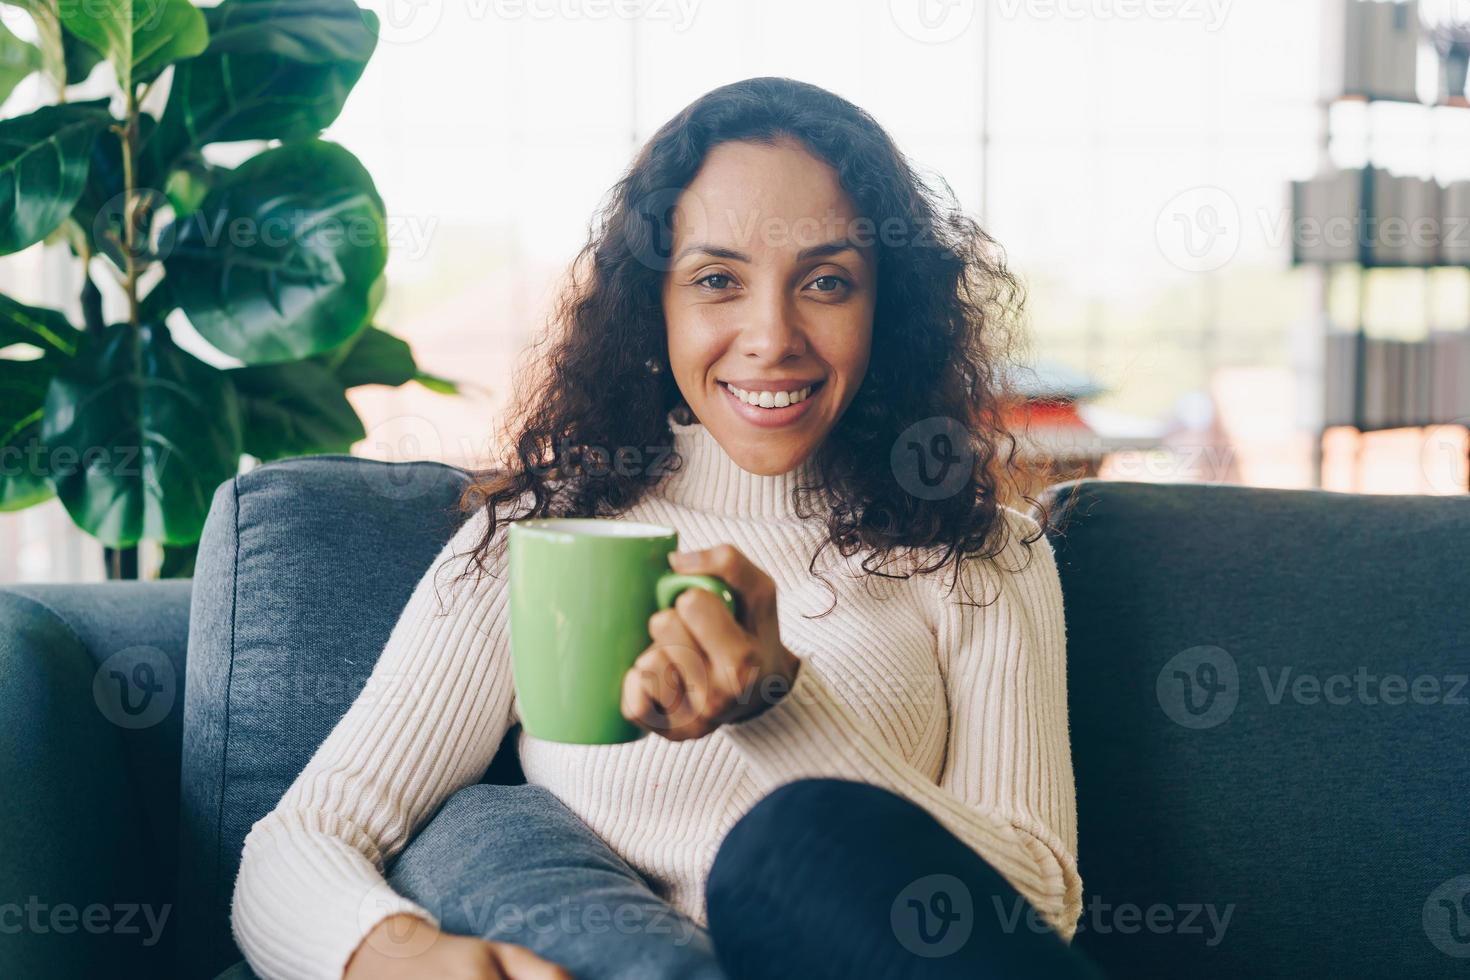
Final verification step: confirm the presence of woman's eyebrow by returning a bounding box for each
[672,237,864,264]
[795,237,863,261]
[674,243,750,263]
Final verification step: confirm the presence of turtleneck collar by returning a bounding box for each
[654,411,821,521]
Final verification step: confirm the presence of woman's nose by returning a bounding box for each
[737,291,807,362]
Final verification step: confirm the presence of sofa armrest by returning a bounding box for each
[0,580,191,979]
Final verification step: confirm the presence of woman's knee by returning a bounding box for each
[706,778,1021,920]
[707,780,905,902]
[434,781,556,822]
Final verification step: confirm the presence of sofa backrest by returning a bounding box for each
[180,454,481,979]
[1044,479,1470,979]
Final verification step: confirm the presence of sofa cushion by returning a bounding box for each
[179,454,521,979]
[0,581,191,979]
[1043,480,1470,980]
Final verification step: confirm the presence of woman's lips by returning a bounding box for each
[719,380,822,429]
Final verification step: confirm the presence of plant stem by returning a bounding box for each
[119,86,141,329]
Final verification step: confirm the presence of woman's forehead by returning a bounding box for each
[675,140,860,240]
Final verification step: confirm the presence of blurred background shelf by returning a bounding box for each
[1291,0,1470,489]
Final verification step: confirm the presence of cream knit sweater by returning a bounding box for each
[231,416,1082,980]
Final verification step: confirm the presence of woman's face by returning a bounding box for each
[662,138,875,476]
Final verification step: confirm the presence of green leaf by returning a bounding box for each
[162,156,214,217]
[0,355,56,510]
[0,102,111,255]
[312,324,461,394]
[41,321,242,547]
[145,0,375,175]
[365,269,385,320]
[57,0,207,93]
[133,0,208,82]
[0,292,81,356]
[61,21,102,84]
[71,108,159,270]
[316,324,413,387]
[163,139,387,364]
[202,0,379,62]
[228,357,364,461]
[0,16,42,104]
[137,277,174,323]
[414,372,458,394]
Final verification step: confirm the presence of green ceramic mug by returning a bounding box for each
[508,517,737,744]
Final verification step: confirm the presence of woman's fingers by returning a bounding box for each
[627,544,794,741]
[668,543,777,622]
[671,588,760,696]
[489,941,575,979]
[654,644,717,737]
[650,603,762,731]
[624,643,717,739]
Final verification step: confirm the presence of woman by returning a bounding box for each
[231,77,1096,980]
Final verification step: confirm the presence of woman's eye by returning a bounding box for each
[808,275,848,293]
[696,273,734,291]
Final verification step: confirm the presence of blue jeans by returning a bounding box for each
[220,778,1102,979]
[387,781,724,978]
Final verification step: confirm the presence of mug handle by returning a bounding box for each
[656,573,738,619]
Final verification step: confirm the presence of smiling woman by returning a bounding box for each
[230,76,1093,980]
[460,76,1046,591]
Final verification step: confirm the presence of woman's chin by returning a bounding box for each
[706,418,822,476]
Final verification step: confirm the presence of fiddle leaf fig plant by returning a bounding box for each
[0,0,457,578]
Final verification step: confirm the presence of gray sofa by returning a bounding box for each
[3,454,1467,979]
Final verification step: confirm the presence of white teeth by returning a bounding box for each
[724,383,816,408]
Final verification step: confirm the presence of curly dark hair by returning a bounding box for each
[447,76,1060,611]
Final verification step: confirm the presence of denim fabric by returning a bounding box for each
[389,783,724,979]
[217,778,1105,980]
[707,779,1103,980]
[214,782,724,980]
[0,581,191,980]
[1043,480,1470,980]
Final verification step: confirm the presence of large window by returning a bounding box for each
[3,0,1463,580]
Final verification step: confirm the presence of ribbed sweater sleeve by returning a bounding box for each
[230,507,516,980]
[720,511,1083,940]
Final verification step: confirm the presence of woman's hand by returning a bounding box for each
[344,914,572,980]
[622,544,802,740]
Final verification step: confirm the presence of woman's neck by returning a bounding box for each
[654,410,820,521]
